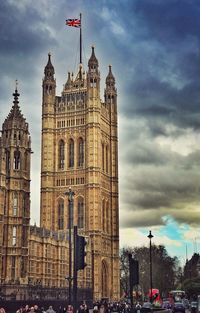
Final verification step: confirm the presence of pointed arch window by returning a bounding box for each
[58,199,64,230]
[12,226,17,246]
[102,199,106,232]
[21,257,25,277]
[78,138,84,167]
[24,151,28,170]
[78,197,84,229]
[11,256,16,280]
[106,145,109,173]
[102,143,104,171]
[106,201,109,234]
[23,194,26,217]
[22,227,27,247]
[13,192,18,216]
[14,150,20,170]
[69,139,74,168]
[6,149,10,173]
[58,140,65,169]
[102,260,108,298]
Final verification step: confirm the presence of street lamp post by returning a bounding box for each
[65,187,75,305]
[147,230,154,305]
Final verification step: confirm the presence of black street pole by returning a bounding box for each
[80,13,82,65]
[65,187,75,305]
[73,225,78,313]
[148,230,154,305]
[128,254,134,309]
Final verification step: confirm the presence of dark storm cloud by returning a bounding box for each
[0,0,58,102]
[0,1,57,54]
[113,0,200,228]
[133,0,200,42]
[91,0,200,131]
[1,0,200,232]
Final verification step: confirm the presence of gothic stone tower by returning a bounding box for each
[40,48,119,300]
[0,87,31,291]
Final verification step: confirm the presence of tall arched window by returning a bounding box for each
[58,140,65,169]
[6,150,10,173]
[106,201,109,234]
[102,260,109,298]
[78,138,84,167]
[78,197,84,229]
[58,199,64,230]
[106,145,109,173]
[14,150,20,170]
[11,256,16,280]
[23,194,26,217]
[69,139,74,168]
[12,226,17,246]
[102,199,105,232]
[102,143,104,171]
[13,193,18,216]
[24,151,28,170]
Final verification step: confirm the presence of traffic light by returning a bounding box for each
[132,259,139,285]
[76,235,87,270]
[129,255,139,287]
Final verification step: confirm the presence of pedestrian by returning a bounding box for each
[23,305,30,313]
[93,303,98,313]
[83,303,89,313]
[67,305,73,313]
[0,308,6,313]
[78,304,84,313]
[99,305,105,313]
[46,306,56,313]
[34,305,41,313]
[135,302,141,313]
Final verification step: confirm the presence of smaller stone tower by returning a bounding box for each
[0,85,31,290]
[41,53,56,229]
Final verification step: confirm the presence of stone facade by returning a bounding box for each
[0,47,119,301]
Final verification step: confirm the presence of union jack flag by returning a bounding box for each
[66,19,81,28]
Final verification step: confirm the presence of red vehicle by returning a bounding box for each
[148,289,162,307]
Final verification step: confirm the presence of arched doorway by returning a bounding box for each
[101,260,109,298]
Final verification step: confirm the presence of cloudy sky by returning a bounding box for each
[0,0,200,264]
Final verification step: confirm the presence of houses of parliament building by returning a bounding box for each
[0,47,120,302]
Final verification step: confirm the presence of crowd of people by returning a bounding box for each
[0,302,88,313]
[0,300,142,313]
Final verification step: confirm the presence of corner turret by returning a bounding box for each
[104,65,117,107]
[44,53,55,81]
[42,53,56,115]
[64,72,72,90]
[87,46,100,99]
[88,46,99,70]
[3,83,29,134]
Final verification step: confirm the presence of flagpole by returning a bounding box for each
[80,13,82,64]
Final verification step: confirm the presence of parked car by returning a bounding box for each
[142,302,151,309]
[182,299,189,309]
[191,302,198,313]
[198,295,200,313]
[162,301,171,309]
[173,302,185,313]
